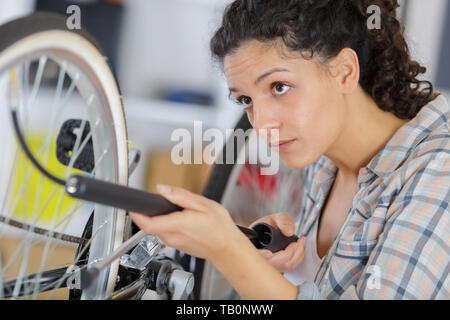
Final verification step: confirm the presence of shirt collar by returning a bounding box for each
[364,93,449,177]
[306,155,337,203]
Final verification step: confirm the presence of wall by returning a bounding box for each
[403,0,448,86]
[0,0,35,25]
[117,0,230,99]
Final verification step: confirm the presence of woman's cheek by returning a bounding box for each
[290,109,327,164]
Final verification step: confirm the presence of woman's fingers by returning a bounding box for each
[251,212,301,272]
[287,237,307,269]
[249,215,276,229]
[259,249,273,260]
[268,241,297,266]
[249,212,296,238]
[266,236,307,272]
[132,185,227,236]
[156,184,220,213]
[272,212,296,237]
[129,210,188,235]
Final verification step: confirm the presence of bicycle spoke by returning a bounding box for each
[33,144,110,291]
[5,61,75,298]
[28,146,107,297]
[29,140,111,298]
[31,115,92,296]
[10,237,32,299]
[1,200,84,297]
[4,72,81,224]
[7,117,95,225]
[11,63,70,298]
[45,219,109,300]
[27,56,47,114]
[19,62,31,132]
[1,200,84,276]
[0,147,20,233]
[0,137,109,257]
[4,189,65,298]
[0,17,126,299]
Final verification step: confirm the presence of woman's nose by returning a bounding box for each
[251,102,281,135]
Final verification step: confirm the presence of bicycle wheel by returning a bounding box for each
[0,12,128,299]
[198,113,306,299]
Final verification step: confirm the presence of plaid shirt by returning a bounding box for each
[296,93,450,300]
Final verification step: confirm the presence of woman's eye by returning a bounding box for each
[237,96,253,108]
[272,82,290,95]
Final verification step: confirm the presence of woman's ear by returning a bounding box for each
[334,48,360,94]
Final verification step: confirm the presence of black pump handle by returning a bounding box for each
[249,223,299,252]
[66,175,298,252]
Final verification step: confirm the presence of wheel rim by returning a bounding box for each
[0,29,127,299]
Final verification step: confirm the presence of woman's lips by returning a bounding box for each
[270,139,297,152]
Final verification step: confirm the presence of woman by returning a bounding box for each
[131,0,449,299]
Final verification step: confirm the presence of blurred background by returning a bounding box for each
[0,0,449,193]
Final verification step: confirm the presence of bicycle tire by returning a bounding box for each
[178,113,251,299]
[195,113,305,299]
[0,12,128,299]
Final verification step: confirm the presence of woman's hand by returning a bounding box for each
[250,212,307,273]
[129,184,248,262]
[131,185,300,299]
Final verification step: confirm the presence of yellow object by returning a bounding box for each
[9,68,17,84]
[9,132,82,227]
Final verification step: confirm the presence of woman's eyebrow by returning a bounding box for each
[254,67,290,85]
[228,67,291,94]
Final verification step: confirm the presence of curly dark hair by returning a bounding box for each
[211,0,439,120]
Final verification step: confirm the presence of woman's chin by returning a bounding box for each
[280,149,318,170]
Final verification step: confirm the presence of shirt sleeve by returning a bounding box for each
[338,156,450,299]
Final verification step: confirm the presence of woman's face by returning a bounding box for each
[223,40,347,170]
